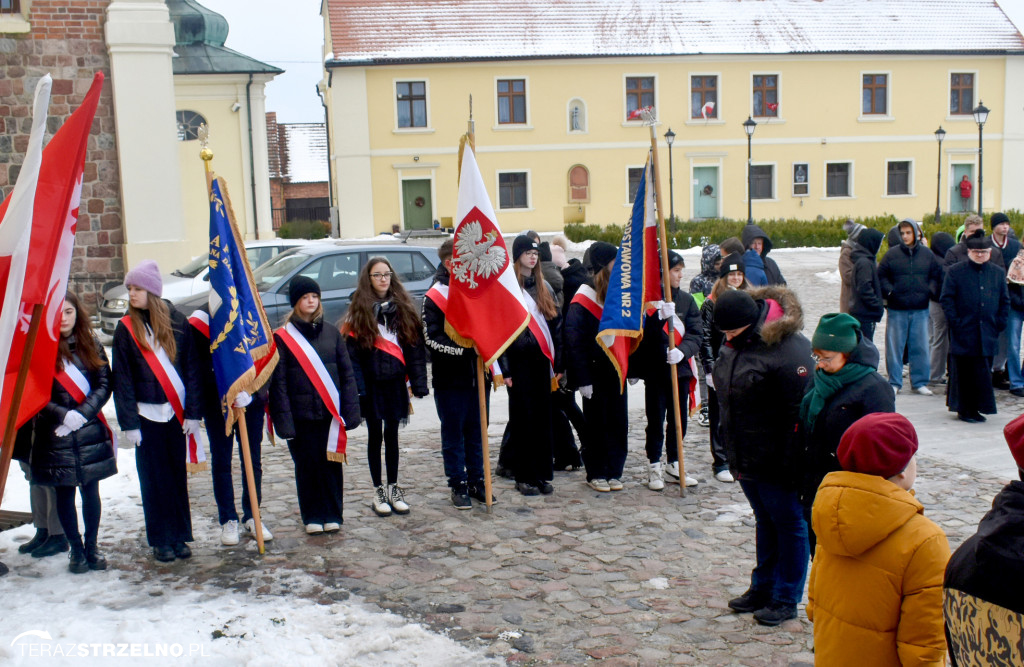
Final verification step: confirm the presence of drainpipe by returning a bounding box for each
[316,82,335,210]
[246,74,260,239]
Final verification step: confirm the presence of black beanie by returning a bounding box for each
[719,252,746,278]
[991,212,1011,229]
[512,235,538,262]
[668,251,684,269]
[538,241,553,262]
[714,290,760,331]
[965,229,991,250]
[289,275,321,307]
[588,241,617,273]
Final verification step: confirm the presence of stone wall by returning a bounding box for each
[0,0,123,309]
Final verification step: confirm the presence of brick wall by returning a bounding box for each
[282,182,328,200]
[0,0,123,310]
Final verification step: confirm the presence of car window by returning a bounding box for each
[299,252,360,291]
[172,254,209,279]
[375,251,435,283]
[251,253,310,291]
[246,247,269,268]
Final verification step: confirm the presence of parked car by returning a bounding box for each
[172,243,441,329]
[98,240,308,335]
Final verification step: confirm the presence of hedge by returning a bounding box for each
[564,210,1024,249]
[277,219,330,239]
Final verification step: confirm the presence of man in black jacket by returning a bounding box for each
[847,228,885,342]
[944,214,1005,270]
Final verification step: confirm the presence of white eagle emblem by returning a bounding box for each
[452,221,507,289]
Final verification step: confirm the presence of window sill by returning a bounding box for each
[883,193,916,199]
[858,115,894,123]
[751,198,779,203]
[753,116,785,124]
[393,127,435,135]
[944,114,977,123]
[498,207,533,212]
[822,195,857,200]
[0,16,30,33]
[685,119,725,126]
[792,192,810,198]
[492,124,534,131]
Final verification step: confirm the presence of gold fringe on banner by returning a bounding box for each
[326,451,348,464]
[187,462,209,474]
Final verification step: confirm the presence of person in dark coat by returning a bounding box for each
[846,228,885,342]
[558,252,590,318]
[741,224,786,287]
[944,413,1024,666]
[837,220,866,314]
[689,243,721,299]
[986,212,1023,393]
[635,251,703,491]
[944,214,1005,270]
[713,286,814,626]
[537,241,565,310]
[113,261,202,562]
[928,231,957,386]
[877,218,944,394]
[940,230,1009,423]
[270,276,361,534]
[798,313,895,555]
[32,292,116,573]
[343,257,429,517]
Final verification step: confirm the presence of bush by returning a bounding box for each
[277,219,330,239]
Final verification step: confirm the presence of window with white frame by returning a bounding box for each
[497,79,527,125]
[752,75,778,118]
[826,162,852,197]
[627,167,644,203]
[691,75,718,119]
[887,161,911,196]
[862,74,887,115]
[950,73,974,116]
[498,171,529,209]
[396,81,427,128]
[750,165,774,200]
[626,77,655,120]
[792,163,809,196]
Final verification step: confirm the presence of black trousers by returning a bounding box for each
[136,418,193,547]
[552,389,584,469]
[644,373,688,465]
[581,373,628,481]
[948,354,997,416]
[205,404,264,525]
[706,386,729,472]
[54,481,101,550]
[287,417,344,525]
[506,350,555,485]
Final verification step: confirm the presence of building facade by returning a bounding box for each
[266,112,330,231]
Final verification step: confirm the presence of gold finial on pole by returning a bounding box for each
[198,123,214,189]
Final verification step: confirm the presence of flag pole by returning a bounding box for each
[0,304,45,510]
[200,128,265,552]
[644,110,687,496]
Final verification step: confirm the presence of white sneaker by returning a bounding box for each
[684,475,699,487]
[715,470,735,483]
[372,486,392,517]
[305,523,324,535]
[388,484,410,515]
[608,478,624,491]
[220,520,239,546]
[588,478,611,492]
[244,518,273,542]
[915,386,935,396]
[323,522,341,533]
[648,462,665,491]
[665,462,680,480]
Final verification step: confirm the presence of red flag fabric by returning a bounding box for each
[0,72,103,431]
[445,145,529,366]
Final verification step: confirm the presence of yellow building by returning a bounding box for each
[321,0,1024,237]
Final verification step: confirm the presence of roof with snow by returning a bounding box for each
[279,123,329,184]
[325,0,1024,66]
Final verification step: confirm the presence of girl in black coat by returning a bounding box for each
[33,292,116,573]
[270,277,361,534]
[113,261,202,563]
[342,258,428,517]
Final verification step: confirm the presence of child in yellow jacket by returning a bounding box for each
[808,412,950,666]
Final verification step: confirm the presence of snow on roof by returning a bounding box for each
[280,123,329,184]
[325,0,1024,65]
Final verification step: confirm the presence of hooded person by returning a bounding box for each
[536,240,565,310]
[846,228,885,341]
[943,413,1024,666]
[689,243,721,300]
[927,231,958,386]
[808,413,950,666]
[838,220,866,314]
[741,224,786,287]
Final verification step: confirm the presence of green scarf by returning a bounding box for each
[800,362,877,433]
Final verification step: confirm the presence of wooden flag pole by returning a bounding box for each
[0,304,45,510]
[645,112,687,496]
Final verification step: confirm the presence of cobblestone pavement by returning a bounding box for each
[63,248,1024,664]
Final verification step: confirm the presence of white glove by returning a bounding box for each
[63,410,88,431]
[706,374,715,390]
[233,391,252,408]
[579,385,594,399]
[628,377,640,386]
[123,429,142,448]
[54,425,72,438]
[657,301,675,320]
[183,419,202,438]
[667,348,683,365]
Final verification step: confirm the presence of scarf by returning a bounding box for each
[800,362,876,433]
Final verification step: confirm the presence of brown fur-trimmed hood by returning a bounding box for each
[746,285,803,346]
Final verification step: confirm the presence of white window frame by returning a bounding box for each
[749,161,778,202]
[858,70,894,123]
[792,162,810,197]
[493,76,532,130]
[567,97,588,134]
[687,72,724,125]
[0,0,31,33]
[883,158,915,198]
[750,72,783,122]
[946,69,979,121]
[392,78,434,134]
[823,161,855,199]
[622,74,658,127]
[495,169,532,211]
[625,165,646,206]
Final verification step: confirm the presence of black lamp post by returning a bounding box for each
[743,116,757,224]
[934,126,945,223]
[664,128,675,227]
[973,101,989,216]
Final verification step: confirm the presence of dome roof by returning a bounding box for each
[166,0,228,47]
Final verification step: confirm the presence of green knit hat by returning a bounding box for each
[812,313,860,353]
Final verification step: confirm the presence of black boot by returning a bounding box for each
[31,534,70,559]
[85,541,107,571]
[0,560,8,576]
[18,529,48,554]
[68,545,89,574]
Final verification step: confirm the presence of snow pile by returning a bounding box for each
[815,269,842,285]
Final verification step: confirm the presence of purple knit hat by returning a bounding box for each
[124,260,163,297]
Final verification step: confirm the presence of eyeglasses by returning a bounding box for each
[811,352,842,365]
[370,272,393,280]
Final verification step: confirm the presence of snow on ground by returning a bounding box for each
[815,268,842,285]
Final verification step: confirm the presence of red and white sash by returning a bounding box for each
[55,362,116,453]
[426,283,503,380]
[523,289,554,368]
[643,304,703,415]
[276,321,347,462]
[119,316,207,471]
[187,309,209,338]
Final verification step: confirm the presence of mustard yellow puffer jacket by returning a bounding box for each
[808,471,950,666]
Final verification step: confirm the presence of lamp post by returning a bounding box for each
[664,128,675,228]
[743,116,757,224]
[934,126,945,223]
[973,101,989,216]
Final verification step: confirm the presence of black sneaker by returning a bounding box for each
[753,602,797,626]
[515,482,540,496]
[31,535,69,559]
[468,482,496,504]
[728,588,771,613]
[451,483,472,510]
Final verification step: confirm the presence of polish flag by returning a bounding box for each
[702,101,716,120]
[445,145,529,366]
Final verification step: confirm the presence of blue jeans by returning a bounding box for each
[739,479,809,606]
[435,387,488,487]
[885,308,930,390]
[1008,309,1024,390]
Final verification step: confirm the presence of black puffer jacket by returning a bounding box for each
[712,286,814,483]
[112,304,202,431]
[421,268,486,390]
[498,275,562,377]
[345,301,428,398]
[633,286,702,381]
[270,316,361,439]
[878,239,943,311]
[564,285,615,390]
[699,293,726,374]
[741,224,786,286]
[560,259,589,317]
[32,338,116,487]
[848,236,885,323]
[944,240,1006,270]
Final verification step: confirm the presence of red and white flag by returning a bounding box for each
[445,146,529,366]
[701,101,716,120]
[0,75,51,433]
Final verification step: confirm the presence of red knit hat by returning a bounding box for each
[838,413,918,479]
[1003,413,1024,470]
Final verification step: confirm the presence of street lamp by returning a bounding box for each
[743,116,757,225]
[664,128,675,228]
[973,101,989,216]
[934,126,945,223]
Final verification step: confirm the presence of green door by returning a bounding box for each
[693,167,718,219]
[951,164,973,213]
[402,179,433,230]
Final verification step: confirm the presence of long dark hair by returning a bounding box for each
[128,292,176,362]
[592,264,613,303]
[343,257,421,348]
[516,257,557,319]
[57,292,105,372]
